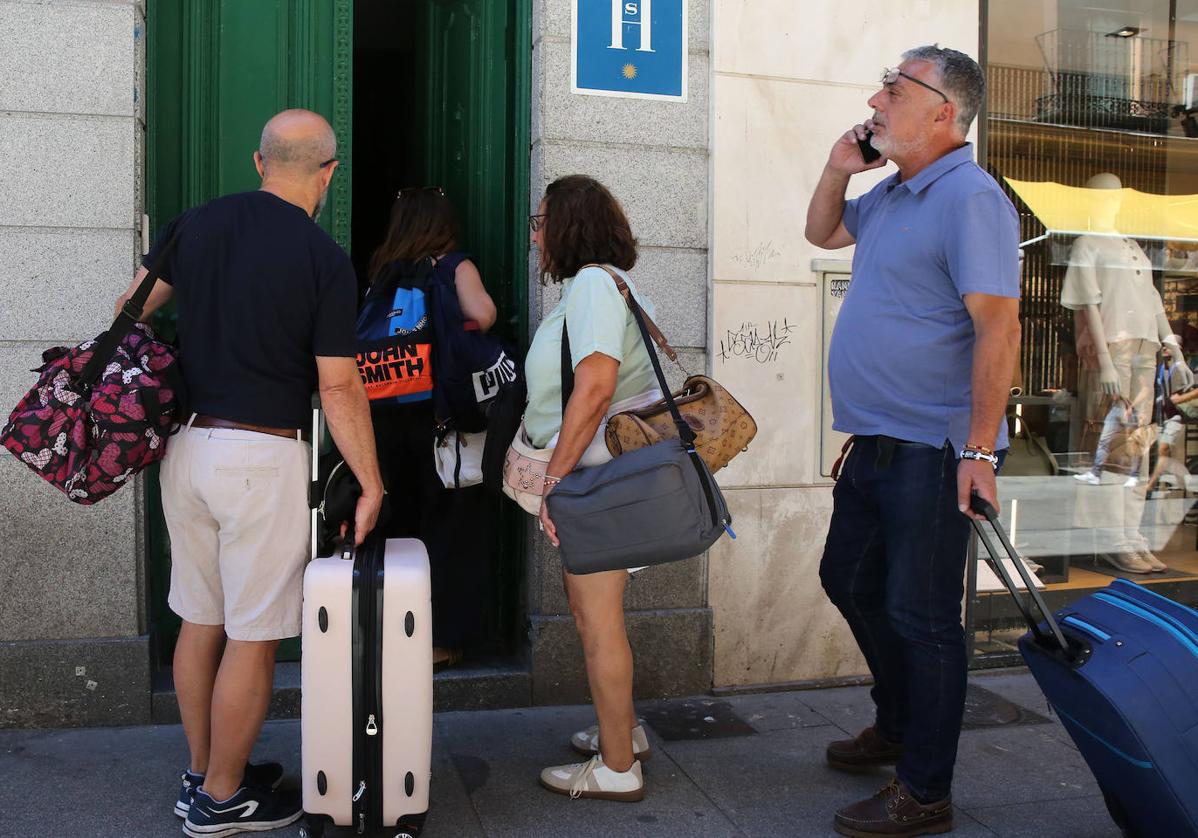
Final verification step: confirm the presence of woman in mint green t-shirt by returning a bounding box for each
[529,176,658,802]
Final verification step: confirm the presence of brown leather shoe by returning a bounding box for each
[834,779,953,837]
[826,726,904,772]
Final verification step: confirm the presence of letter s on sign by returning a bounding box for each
[625,2,638,14]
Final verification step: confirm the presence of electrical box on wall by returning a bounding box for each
[816,259,852,478]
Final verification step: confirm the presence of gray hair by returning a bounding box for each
[258,110,337,173]
[902,45,985,135]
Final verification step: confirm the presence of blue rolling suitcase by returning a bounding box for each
[971,498,1198,837]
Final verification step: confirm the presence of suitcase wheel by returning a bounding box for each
[299,814,327,838]
[1100,787,1137,838]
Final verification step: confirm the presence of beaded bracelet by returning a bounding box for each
[543,473,565,486]
[963,442,996,456]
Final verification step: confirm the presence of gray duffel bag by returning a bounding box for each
[545,289,733,575]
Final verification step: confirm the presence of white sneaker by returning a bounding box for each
[1123,476,1139,488]
[570,724,652,761]
[1134,549,1168,572]
[540,755,644,801]
[1099,551,1155,574]
[1074,472,1101,485]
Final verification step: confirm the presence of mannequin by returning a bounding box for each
[1062,173,1190,572]
[1063,173,1191,396]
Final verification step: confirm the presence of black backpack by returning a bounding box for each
[426,254,523,436]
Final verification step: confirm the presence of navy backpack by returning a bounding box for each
[425,253,522,435]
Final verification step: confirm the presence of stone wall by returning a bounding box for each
[0,0,149,727]
[525,0,714,702]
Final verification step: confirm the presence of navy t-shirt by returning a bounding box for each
[143,191,358,428]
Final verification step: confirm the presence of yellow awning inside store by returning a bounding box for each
[1004,177,1198,244]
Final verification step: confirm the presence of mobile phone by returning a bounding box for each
[858,131,881,163]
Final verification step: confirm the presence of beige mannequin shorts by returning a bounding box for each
[160,425,311,640]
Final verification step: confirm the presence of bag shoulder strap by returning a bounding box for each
[561,319,574,415]
[75,221,187,390]
[578,263,678,363]
[432,251,469,275]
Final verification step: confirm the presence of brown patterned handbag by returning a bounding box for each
[605,375,757,472]
[578,264,758,473]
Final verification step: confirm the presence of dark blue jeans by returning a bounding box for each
[820,435,973,803]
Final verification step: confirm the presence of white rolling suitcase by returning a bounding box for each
[300,404,433,838]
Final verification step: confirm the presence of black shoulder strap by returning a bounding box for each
[434,251,469,276]
[625,291,720,527]
[560,318,574,415]
[75,222,186,390]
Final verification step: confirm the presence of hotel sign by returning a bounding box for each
[572,0,688,102]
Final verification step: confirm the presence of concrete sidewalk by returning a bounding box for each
[0,670,1118,838]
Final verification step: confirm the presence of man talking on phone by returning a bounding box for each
[805,46,1020,836]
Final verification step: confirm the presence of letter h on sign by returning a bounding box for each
[610,1,653,52]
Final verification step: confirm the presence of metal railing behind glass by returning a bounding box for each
[1033,29,1187,134]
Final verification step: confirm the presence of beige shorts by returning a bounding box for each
[160,424,310,641]
[1161,416,1184,449]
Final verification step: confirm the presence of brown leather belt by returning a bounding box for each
[191,414,304,440]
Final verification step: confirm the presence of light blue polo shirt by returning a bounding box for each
[829,143,1020,455]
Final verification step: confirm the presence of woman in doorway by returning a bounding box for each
[365,187,497,668]
[528,175,662,802]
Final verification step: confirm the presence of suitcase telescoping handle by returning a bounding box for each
[309,393,323,508]
[969,495,1070,653]
[309,394,323,562]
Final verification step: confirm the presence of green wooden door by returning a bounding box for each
[146,0,353,663]
[350,0,528,336]
[147,0,531,664]
[423,0,522,337]
[423,0,531,645]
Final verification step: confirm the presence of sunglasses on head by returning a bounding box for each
[397,186,446,199]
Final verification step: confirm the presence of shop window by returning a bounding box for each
[976,0,1198,663]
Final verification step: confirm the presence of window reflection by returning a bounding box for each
[978,0,1198,659]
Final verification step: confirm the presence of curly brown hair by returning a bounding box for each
[540,175,637,283]
[368,187,460,282]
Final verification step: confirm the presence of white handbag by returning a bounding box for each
[500,421,555,515]
[500,389,664,516]
[434,430,486,489]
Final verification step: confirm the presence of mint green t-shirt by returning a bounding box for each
[524,265,659,448]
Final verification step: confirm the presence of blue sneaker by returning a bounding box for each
[175,762,285,818]
[183,785,302,837]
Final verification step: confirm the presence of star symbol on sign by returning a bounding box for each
[622,63,637,79]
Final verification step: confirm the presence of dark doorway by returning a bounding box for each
[351,1,427,287]
[351,0,530,661]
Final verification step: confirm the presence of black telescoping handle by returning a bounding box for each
[309,395,323,509]
[969,495,1069,652]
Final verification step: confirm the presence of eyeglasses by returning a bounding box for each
[881,68,950,104]
[397,186,445,198]
[318,157,338,168]
[528,214,547,233]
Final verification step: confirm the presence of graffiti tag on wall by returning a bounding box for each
[730,240,783,271]
[718,319,796,365]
